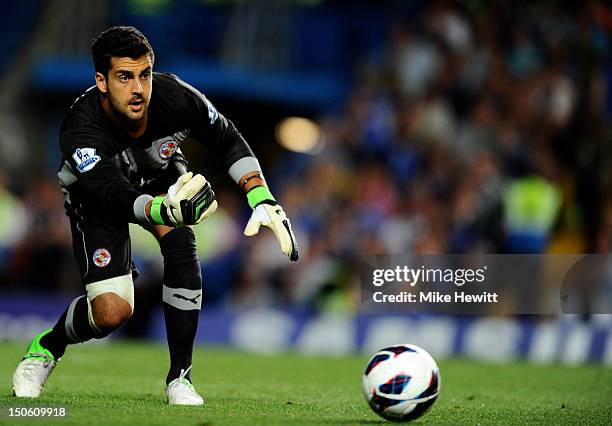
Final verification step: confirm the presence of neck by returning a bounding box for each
[101,96,147,138]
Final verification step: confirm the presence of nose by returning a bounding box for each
[131,78,144,95]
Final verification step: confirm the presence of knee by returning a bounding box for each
[159,226,198,263]
[85,273,135,335]
[90,293,133,333]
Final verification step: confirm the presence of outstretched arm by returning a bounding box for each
[174,73,299,260]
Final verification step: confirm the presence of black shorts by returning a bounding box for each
[64,164,185,285]
[68,207,137,285]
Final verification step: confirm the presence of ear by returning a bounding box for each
[95,72,107,93]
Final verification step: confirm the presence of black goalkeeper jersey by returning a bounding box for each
[57,72,253,223]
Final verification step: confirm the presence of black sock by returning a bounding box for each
[40,295,101,359]
[40,310,69,359]
[163,305,200,383]
[159,228,202,384]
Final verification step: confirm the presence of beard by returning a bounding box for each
[107,89,148,124]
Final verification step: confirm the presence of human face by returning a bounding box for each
[96,55,153,124]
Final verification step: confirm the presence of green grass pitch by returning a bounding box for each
[0,341,610,425]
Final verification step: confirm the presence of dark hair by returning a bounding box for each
[91,26,154,75]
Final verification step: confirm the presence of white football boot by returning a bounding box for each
[13,329,58,397]
[166,366,204,406]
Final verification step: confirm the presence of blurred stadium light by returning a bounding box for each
[275,117,324,154]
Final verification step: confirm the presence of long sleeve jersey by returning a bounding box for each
[57,72,256,223]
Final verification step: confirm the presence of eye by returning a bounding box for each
[118,75,128,83]
[141,72,151,79]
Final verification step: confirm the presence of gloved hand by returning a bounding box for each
[150,172,218,226]
[244,198,299,262]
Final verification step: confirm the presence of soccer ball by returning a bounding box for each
[361,344,440,422]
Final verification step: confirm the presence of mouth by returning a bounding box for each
[128,99,144,112]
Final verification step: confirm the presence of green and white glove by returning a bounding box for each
[244,186,299,261]
[150,172,218,226]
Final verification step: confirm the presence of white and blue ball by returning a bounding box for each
[361,344,441,422]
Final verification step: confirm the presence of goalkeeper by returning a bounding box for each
[11,26,298,405]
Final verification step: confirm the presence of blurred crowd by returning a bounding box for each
[0,1,611,315]
[235,1,612,311]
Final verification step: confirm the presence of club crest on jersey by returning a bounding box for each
[158,140,178,159]
[92,248,111,268]
[72,147,101,173]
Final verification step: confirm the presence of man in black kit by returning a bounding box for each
[12,26,298,405]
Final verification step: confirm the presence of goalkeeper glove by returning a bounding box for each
[243,186,299,261]
[149,172,218,226]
